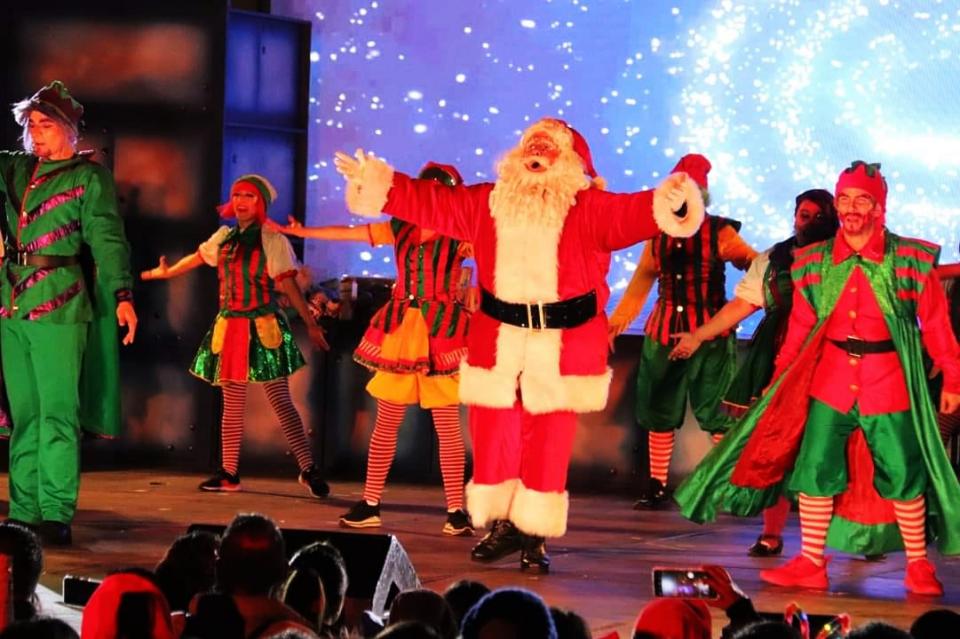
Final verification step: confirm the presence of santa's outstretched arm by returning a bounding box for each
[588,172,706,251]
[334,149,486,242]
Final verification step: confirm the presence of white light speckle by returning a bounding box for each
[488,106,499,114]
[455,73,467,83]
[520,19,536,29]
[309,51,320,62]
[464,26,472,34]
[475,148,484,155]
[407,90,423,100]
[438,99,447,107]
[413,124,428,134]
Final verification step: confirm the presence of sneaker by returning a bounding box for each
[298,464,330,498]
[198,469,241,492]
[339,501,381,529]
[904,558,943,596]
[760,554,829,590]
[633,478,668,510]
[443,510,474,536]
[747,534,784,557]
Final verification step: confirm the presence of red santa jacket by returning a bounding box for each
[360,171,695,414]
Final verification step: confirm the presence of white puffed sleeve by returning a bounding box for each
[197,226,231,267]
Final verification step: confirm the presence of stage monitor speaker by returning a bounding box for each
[187,524,419,617]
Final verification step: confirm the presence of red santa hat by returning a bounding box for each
[835,160,887,211]
[671,153,711,190]
[418,161,463,186]
[552,119,606,190]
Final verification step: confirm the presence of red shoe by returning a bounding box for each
[760,554,829,589]
[904,558,943,596]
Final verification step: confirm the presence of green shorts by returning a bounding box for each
[635,335,736,433]
[788,399,926,500]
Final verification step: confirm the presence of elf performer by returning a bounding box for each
[0,81,137,546]
[141,175,330,497]
[670,188,901,559]
[270,162,474,536]
[333,117,704,572]
[675,161,960,596]
[608,154,757,509]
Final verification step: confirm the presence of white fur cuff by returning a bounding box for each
[344,155,395,218]
[458,362,519,408]
[509,483,569,538]
[652,173,705,238]
[466,479,519,528]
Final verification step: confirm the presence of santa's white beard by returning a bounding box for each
[488,148,590,230]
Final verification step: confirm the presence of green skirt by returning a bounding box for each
[190,310,306,385]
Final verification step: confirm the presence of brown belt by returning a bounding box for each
[11,253,80,268]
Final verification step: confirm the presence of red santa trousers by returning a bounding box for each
[466,401,577,538]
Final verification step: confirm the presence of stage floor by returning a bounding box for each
[5,470,958,636]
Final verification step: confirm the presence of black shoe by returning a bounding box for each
[339,501,381,529]
[298,464,330,498]
[198,469,241,492]
[633,478,668,510]
[471,519,522,562]
[39,521,72,546]
[443,509,475,537]
[747,535,784,557]
[4,519,39,534]
[519,534,550,574]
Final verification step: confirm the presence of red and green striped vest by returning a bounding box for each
[791,232,939,319]
[217,224,276,315]
[644,215,740,344]
[369,218,469,339]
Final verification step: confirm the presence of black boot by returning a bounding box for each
[519,534,550,574]
[632,478,668,510]
[471,520,522,562]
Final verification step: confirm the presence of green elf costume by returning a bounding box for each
[0,81,135,544]
[608,153,756,509]
[675,161,960,596]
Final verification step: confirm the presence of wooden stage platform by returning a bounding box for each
[5,470,957,637]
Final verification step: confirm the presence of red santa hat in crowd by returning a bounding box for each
[835,160,887,213]
[671,153,711,205]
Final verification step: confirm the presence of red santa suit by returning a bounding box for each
[337,118,704,537]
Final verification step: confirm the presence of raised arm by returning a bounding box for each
[268,216,389,244]
[936,262,960,280]
[586,172,706,252]
[140,253,204,280]
[335,149,487,242]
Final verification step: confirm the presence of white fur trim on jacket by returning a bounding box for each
[509,482,569,538]
[652,173,705,238]
[458,324,613,414]
[344,155,394,218]
[466,479,519,528]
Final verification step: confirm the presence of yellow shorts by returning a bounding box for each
[366,371,460,409]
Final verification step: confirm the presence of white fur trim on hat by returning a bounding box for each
[652,173,705,238]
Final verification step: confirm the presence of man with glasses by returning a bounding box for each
[676,161,960,596]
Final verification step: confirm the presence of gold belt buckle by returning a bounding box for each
[525,301,546,331]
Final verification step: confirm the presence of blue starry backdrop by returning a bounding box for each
[274,0,960,335]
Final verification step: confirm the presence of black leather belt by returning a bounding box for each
[480,288,596,330]
[829,336,895,358]
[11,253,79,268]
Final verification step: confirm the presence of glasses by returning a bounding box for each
[835,194,875,212]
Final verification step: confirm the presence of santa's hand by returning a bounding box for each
[333,149,364,181]
[941,390,960,415]
[662,173,688,212]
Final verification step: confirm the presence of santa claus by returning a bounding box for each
[334,117,704,571]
